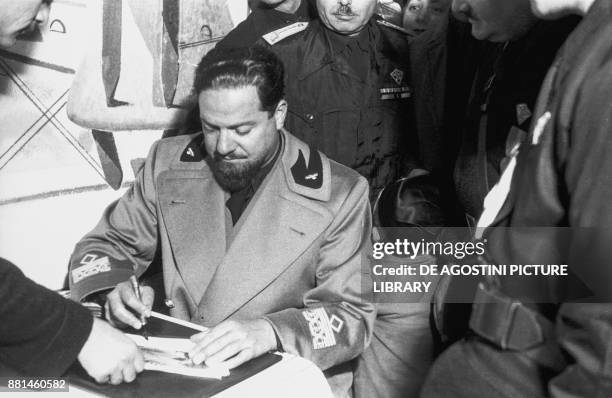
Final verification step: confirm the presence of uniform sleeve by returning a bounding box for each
[0,258,93,376]
[69,141,161,302]
[264,177,376,370]
[549,52,612,397]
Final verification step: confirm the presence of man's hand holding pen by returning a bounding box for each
[105,276,154,332]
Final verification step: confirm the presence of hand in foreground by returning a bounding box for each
[105,280,154,329]
[78,318,144,384]
[189,319,277,369]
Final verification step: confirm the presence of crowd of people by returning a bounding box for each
[2,0,612,397]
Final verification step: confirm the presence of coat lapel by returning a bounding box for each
[197,138,331,325]
[159,167,226,305]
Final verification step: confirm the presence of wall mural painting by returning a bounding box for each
[0,0,239,202]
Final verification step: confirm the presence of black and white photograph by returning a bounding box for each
[1,0,611,397]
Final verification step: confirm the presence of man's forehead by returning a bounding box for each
[198,85,260,103]
[198,86,268,121]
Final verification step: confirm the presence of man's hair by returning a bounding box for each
[193,46,285,115]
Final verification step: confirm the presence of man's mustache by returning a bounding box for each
[213,152,247,162]
[333,5,358,17]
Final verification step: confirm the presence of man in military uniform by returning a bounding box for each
[449,0,578,225]
[421,0,612,396]
[214,0,316,50]
[411,0,578,225]
[259,0,418,196]
[253,3,426,396]
[180,0,316,135]
[412,2,576,353]
[255,3,425,396]
[69,46,375,397]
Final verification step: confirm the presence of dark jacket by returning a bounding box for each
[410,16,578,222]
[453,18,579,220]
[0,258,92,376]
[409,16,483,222]
[262,19,418,194]
[214,0,315,51]
[484,1,612,395]
[180,1,316,135]
[409,14,459,178]
[423,1,612,396]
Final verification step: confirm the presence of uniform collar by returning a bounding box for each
[297,19,380,81]
[326,25,371,54]
[177,129,331,202]
[280,129,331,202]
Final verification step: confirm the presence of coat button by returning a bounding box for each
[164,298,175,308]
[305,113,315,122]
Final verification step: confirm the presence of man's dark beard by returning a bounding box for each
[209,154,265,192]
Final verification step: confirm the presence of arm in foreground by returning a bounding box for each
[0,259,143,383]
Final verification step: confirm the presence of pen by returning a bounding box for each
[129,275,150,340]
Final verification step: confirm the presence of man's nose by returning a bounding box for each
[339,0,352,6]
[35,4,51,26]
[415,9,430,24]
[451,0,470,22]
[216,130,237,156]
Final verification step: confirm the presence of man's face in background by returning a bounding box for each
[0,0,51,48]
[451,0,538,42]
[402,0,451,36]
[317,0,378,36]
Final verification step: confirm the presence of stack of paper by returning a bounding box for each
[127,334,229,379]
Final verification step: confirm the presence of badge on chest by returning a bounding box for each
[380,68,411,100]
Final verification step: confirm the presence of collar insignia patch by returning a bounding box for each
[291,148,323,189]
[180,136,205,162]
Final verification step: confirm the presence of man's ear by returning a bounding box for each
[274,99,288,130]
